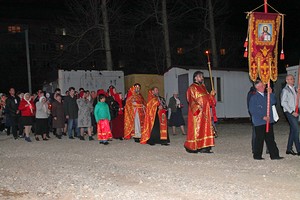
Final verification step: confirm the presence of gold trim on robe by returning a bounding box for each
[124,87,145,139]
[185,83,215,151]
[140,90,168,144]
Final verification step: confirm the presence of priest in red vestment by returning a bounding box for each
[185,71,215,153]
[140,87,169,145]
[124,83,146,142]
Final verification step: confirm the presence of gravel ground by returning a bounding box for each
[0,121,300,200]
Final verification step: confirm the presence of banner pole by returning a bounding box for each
[266,80,270,132]
[264,0,270,133]
[264,0,268,13]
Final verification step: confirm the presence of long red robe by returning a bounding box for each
[140,90,168,144]
[124,87,146,139]
[185,82,215,151]
[110,88,124,139]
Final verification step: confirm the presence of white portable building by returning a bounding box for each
[286,65,299,79]
[43,70,125,94]
[164,67,253,118]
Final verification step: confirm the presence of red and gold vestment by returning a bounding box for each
[185,82,215,151]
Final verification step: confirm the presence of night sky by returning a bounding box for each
[0,0,299,93]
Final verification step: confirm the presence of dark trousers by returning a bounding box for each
[251,125,255,153]
[251,125,269,154]
[285,112,300,152]
[254,124,279,159]
[10,116,19,138]
[91,113,97,135]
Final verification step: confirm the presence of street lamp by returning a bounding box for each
[24,28,32,94]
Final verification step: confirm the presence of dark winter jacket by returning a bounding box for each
[52,100,65,128]
[5,95,20,117]
[63,95,78,119]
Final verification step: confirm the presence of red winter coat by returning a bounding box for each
[18,99,36,117]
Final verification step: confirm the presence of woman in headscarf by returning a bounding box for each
[109,86,124,140]
[52,94,65,139]
[18,93,35,142]
[77,91,94,140]
[35,96,50,141]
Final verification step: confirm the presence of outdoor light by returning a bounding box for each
[177,47,184,55]
[220,48,226,56]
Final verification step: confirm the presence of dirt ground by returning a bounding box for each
[0,121,300,200]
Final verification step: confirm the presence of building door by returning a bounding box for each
[178,73,189,115]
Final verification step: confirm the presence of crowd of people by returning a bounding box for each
[1,71,299,159]
[0,71,218,155]
[0,83,186,147]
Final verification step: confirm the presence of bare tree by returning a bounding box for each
[162,0,171,69]
[132,0,182,73]
[53,0,125,70]
[177,0,229,68]
[207,0,218,68]
[101,0,113,70]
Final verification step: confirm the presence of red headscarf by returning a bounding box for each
[79,91,84,98]
[126,86,135,99]
[97,89,107,96]
[108,86,123,114]
[109,87,115,97]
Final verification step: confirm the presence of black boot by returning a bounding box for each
[89,136,94,141]
[79,135,85,140]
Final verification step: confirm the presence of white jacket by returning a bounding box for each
[280,84,299,113]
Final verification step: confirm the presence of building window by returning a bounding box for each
[220,48,226,56]
[16,43,24,49]
[56,43,64,51]
[177,47,184,55]
[42,43,49,51]
[55,28,66,36]
[8,25,21,33]
[42,60,49,68]
[31,60,37,67]
[41,27,50,33]
[29,44,36,51]
[91,60,96,68]
[118,46,124,53]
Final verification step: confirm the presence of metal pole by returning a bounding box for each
[25,29,32,94]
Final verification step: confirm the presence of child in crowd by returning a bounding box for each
[94,94,112,145]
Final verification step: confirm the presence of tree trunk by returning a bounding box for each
[208,0,218,68]
[162,0,172,69]
[101,0,113,70]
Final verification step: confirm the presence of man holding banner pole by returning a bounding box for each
[249,79,282,160]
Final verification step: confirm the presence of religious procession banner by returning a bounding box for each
[246,12,282,84]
